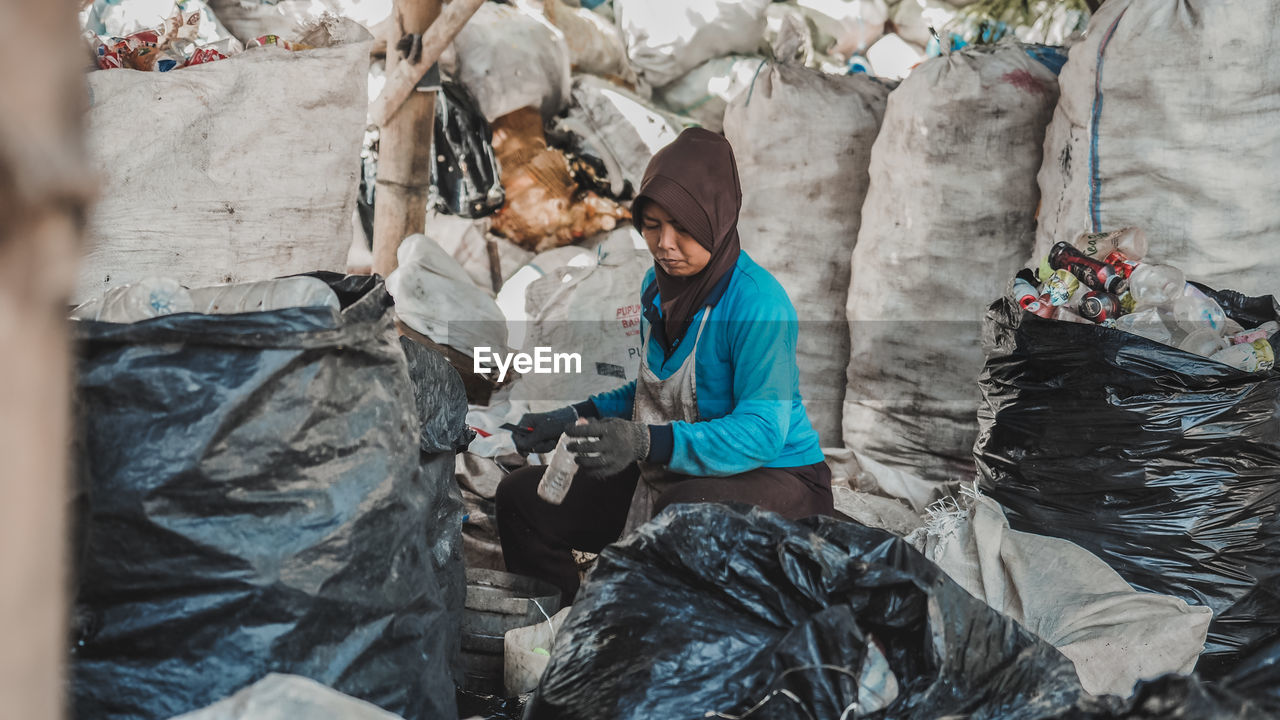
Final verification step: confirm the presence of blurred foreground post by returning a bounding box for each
[0,0,93,717]
[371,0,445,277]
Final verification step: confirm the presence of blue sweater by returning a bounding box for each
[586,250,824,476]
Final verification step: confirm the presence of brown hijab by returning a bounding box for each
[632,127,743,346]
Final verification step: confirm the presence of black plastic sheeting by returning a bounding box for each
[358,81,504,242]
[71,274,466,720]
[524,503,1279,720]
[401,336,473,455]
[430,81,504,218]
[975,273,1280,679]
[526,502,1091,720]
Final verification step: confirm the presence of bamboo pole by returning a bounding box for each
[371,0,445,278]
[0,0,93,718]
[368,0,486,128]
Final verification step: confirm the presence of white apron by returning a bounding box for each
[622,307,712,535]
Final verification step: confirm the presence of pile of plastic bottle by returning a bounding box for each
[1017,228,1277,372]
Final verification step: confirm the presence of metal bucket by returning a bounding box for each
[460,569,561,695]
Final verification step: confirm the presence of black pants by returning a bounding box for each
[495,462,834,602]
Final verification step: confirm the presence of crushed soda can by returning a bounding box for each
[1080,291,1122,324]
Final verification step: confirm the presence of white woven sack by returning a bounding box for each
[652,55,765,134]
[614,0,771,88]
[508,230,650,413]
[915,491,1212,698]
[846,42,1061,485]
[1033,0,1280,296]
[725,62,890,446]
[452,2,572,122]
[560,75,683,198]
[79,19,371,303]
[207,0,392,44]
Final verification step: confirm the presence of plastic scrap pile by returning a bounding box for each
[525,503,1279,719]
[1018,227,1277,370]
[62,0,1280,718]
[978,227,1280,679]
[83,1,321,73]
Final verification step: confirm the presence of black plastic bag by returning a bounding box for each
[71,275,466,720]
[526,502,1091,720]
[401,336,473,455]
[431,81,504,218]
[975,279,1280,679]
[356,81,505,244]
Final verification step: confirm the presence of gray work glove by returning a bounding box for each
[565,418,650,479]
[511,406,578,455]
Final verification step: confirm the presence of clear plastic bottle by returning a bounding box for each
[70,277,195,323]
[537,418,587,505]
[1113,307,1174,345]
[1072,227,1149,264]
[1178,328,1230,358]
[1054,306,1093,324]
[1171,291,1228,336]
[1127,264,1186,309]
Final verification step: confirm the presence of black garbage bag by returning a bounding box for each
[975,277,1280,679]
[526,503,1090,720]
[1213,636,1280,716]
[400,336,473,455]
[431,81,504,218]
[71,275,466,720]
[356,81,505,244]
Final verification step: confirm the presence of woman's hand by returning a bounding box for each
[566,419,651,479]
[511,406,578,455]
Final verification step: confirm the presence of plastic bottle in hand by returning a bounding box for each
[1073,227,1148,265]
[537,418,588,505]
[1127,263,1186,309]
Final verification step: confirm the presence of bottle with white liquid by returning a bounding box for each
[537,418,588,504]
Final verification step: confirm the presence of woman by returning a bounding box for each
[496,128,833,602]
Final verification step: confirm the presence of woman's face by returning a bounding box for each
[640,203,711,277]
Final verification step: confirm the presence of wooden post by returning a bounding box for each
[372,0,445,278]
[0,0,93,718]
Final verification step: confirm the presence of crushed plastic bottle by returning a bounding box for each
[1210,339,1276,372]
[69,277,195,323]
[1113,308,1174,345]
[1127,264,1186,309]
[1171,290,1228,336]
[1073,227,1148,265]
[537,418,587,505]
[1178,328,1230,358]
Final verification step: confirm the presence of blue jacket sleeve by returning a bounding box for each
[587,380,636,419]
[666,287,796,476]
